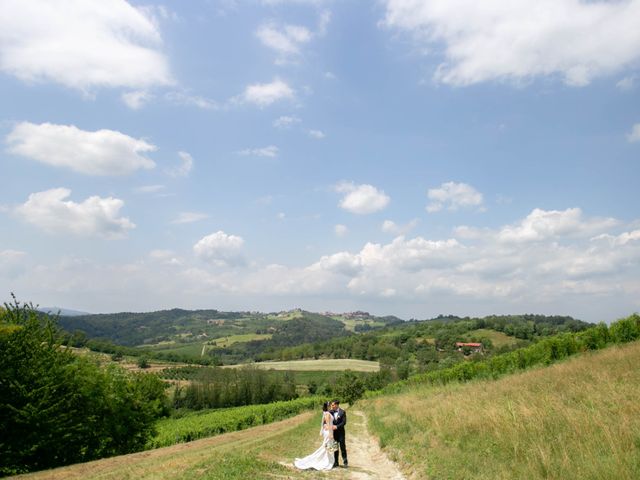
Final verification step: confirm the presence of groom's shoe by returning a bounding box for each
[343,460,348,468]
[332,463,339,469]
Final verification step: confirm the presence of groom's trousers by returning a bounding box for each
[333,433,347,465]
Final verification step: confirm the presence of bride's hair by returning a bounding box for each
[322,401,330,412]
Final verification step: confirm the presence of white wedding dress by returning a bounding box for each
[294,413,335,471]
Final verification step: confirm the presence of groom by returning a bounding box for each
[330,399,347,468]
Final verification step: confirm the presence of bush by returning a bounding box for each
[0,296,167,475]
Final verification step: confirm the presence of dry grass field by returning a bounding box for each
[363,341,640,479]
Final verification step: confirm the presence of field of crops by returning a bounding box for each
[148,396,322,448]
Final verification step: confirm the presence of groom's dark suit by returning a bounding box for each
[332,407,347,466]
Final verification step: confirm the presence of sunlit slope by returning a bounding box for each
[363,340,640,480]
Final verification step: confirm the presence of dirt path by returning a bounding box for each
[340,410,406,480]
[280,409,406,480]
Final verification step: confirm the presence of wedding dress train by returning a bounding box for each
[294,419,335,471]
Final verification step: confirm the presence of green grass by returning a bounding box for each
[208,333,272,348]
[362,341,640,479]
[464,328,520,348]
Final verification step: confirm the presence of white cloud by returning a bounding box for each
[6,208,638,322]
[308,129,326,139]
[166,151,194,177]
[0,0,173,92]
[335,181,390,214]
[498,208,618,243]
[256,22,312,57]
[382,218,419,235]
[15,188,135,238]
[382,0,640,87]
[426,181,483,212]
[193,231,246,267]
[238,79,295,107]
[122,90,154,109]
[334,224,348,237]
[149,249,182,266]
[171,212,209,224]
[273,115,301,128]
[237,145,279,157]
[617,75,637,91]
[6,122,156,176]
[627,123,640,143]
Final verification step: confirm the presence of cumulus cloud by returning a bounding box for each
[426,182,483,212]
[15,188,135,238]
[193,231,246,267]
[0,0,173,92]
[5,207,638,322]
[627,123,640,143]
[335,181,390,214]
[171,212,209,224]
[237,79,294,107]
[6,122,156,176]
[382,0,640,87]
[237,145,279,157]
[498,208,618,243]
[382,219,419,235]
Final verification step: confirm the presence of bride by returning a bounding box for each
[293,401,336,471]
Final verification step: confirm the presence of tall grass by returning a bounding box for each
[363,340,640,479]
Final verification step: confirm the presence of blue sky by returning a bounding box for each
[1,0,639,322]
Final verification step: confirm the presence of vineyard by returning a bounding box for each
[148,396,322,448]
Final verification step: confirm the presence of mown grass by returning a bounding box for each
[362,341,640,480]
[225,358,380,372]
[208,333,272,347]
[464,328,521,348]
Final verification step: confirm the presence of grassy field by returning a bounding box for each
[225,358,380,372]
[208,333,272,347]
[464,328,522,348]
[362,340,640,479]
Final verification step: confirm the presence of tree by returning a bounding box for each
[333,371,365,405]
[0,296,167,475]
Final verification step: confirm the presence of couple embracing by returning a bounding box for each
[294,399,348,471]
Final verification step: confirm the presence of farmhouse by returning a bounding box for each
[455,342,483,354]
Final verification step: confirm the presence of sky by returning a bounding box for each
[1,0,639,323]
